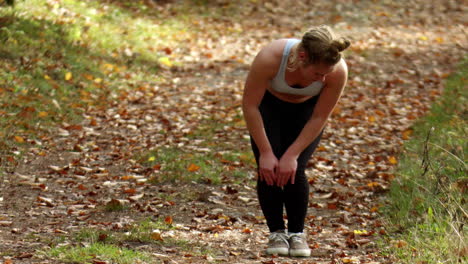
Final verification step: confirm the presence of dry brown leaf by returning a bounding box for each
[388,156,398,164]
[327,203,338,210]
[187,163,200,172]
[151,231,164,241]
[391,240,408,248]
[123,188,136,195]
[165,216,173,225]
[37,196,54,207]
[0,221,13,227]
[13,136,25,143]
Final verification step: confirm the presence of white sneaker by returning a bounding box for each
[265,230,289,256]
[288,232,311,257]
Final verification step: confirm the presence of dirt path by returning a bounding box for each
[1,0,466,263]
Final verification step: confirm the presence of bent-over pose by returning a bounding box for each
[242,25,350,257]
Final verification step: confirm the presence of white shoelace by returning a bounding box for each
[269,232,289,244]
[288,233,305,243]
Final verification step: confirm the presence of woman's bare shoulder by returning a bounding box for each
[328,58,348,78]
[325,58,348,89]
[258,39,288,58]
[251,39,288,73]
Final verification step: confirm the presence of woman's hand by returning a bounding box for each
[259,152,278,186]
[276,154,298,187]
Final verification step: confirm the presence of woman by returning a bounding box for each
[242,25,350,257]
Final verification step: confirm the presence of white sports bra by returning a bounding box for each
[271,39,324,96]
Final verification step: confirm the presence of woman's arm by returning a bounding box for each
[276,60,348,187]
[242,45,281,186]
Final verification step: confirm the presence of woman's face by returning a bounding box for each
[300,63,335,83]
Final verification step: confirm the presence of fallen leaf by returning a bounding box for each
[367,182,381,188]
[402,129,413,140]
[165,216,173,225]
[187,163,200,172]
[38,111,48,118]
[15,253,34,259]
[151,231,164,241]
[98,233,108,241]
[128,193,144,201]
[162,47,172,55]
[83,73,94,80]
[391,240,408,248]
[342,257,359,263]
[77,184,87,190]
[65,72,73,81]
[14,136,25,143]
[123,188,136,195]
[242,228,253,234]
[0,221,13,227]
[435,37,444,43]
[158,57,173,67]
[37,196,54,207]
[353,229,368,235]
[92,260,108,264]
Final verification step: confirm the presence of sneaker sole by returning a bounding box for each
[289,249,311,257]
[266,248,289,256]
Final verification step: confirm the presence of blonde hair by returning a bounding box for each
[287,25,351,71]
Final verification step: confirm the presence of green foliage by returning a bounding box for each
[0,0,247,176]
[104,199,129,212]
[1,0,15,7]
[136,112,254,185]
[0,0,176,173]
[123,218,175,243]
[137,145,254,185]
[383,59,467,263]
[0,7,108,157]
[46,243,151,264]
[72,218,172,243]
[43,218,216,263]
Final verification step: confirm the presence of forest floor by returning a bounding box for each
[0,0,466,263]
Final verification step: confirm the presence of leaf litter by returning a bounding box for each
[0,0,466,263]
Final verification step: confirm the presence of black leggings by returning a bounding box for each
[250,90,323,233]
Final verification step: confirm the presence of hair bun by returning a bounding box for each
[331,38,351,52]
[300,25,351,65]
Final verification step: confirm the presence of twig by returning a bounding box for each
[421,127,434,177]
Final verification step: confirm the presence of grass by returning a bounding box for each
[0,0,248,177]
[382,59,467,263]
[137,144,254,185]
[0,0,172,142]
[47,243,152,264]
[1,1,250,261]
[103,198,129,212]
[72,218,175,244]
[48,243,151,264]
[134,109,255,185]
[43,218,216,263]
